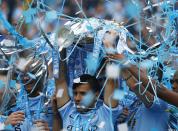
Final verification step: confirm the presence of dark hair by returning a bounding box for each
[72,74,100,93]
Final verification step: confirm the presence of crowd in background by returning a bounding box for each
[0,0,163,38]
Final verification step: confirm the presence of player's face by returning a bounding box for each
[73,84,97,113]
[20,73,36,94]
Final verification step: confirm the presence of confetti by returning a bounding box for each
[106,63,120,79]
[80,91,95,107]
[0,123,5,130]
[117,123,128,131]
[113,89,125,100]
[56,88,64,98]
[45,10,57,22]
[98,121,105,128]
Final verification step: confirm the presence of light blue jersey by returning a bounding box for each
[12,95,53,131]
[130,98,169,131]
[58,100,123,131]
[0,115,7,123]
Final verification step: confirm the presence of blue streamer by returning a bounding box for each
[0,80,5,89]
[52,48,60,79]
[45,10,57,22]
[0,11,32,48]
[23,8,37,23]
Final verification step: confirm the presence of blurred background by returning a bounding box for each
[1,0,173,38]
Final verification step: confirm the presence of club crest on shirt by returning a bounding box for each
[67,124,98,131]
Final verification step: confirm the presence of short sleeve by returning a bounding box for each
[99,103,123,123]
[58,100,73,118]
